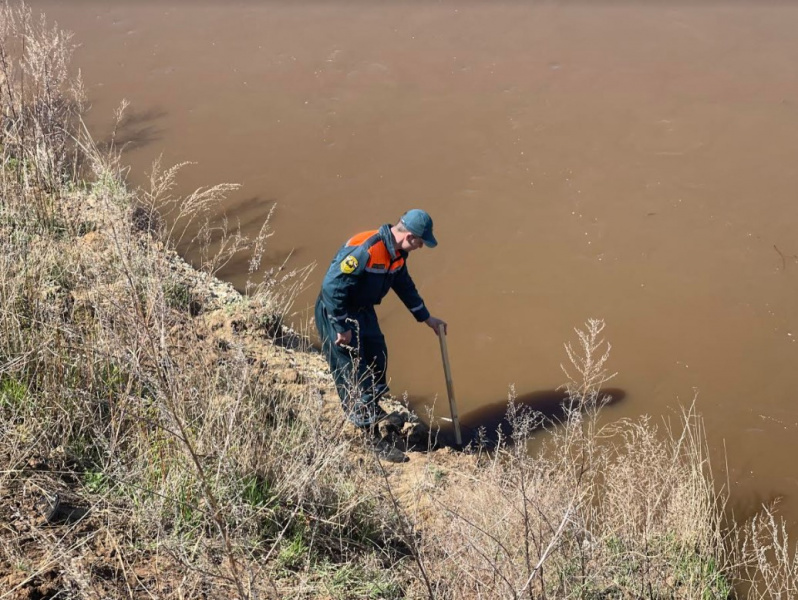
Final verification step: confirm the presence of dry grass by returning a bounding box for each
[737,507,798,599]
[384,322,733,599]
[1,3,796,599]
[0,4,406,598]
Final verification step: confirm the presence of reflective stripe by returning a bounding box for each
[409,303,425,313]
[365,266,388,273]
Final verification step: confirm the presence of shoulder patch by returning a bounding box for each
[340,255,359,274]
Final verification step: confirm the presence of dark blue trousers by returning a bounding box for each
[315,295,389,428]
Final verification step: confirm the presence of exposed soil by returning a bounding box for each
[0,214,474,597]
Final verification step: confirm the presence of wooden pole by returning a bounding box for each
[438,328,463,446]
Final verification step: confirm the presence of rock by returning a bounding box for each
[79,230,103,248]
[35,493,89,525]
[274,368,301,384]
[26,456,48,471]
[402,421,432,449]
[377,411,406,438]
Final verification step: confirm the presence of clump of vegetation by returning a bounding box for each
[383,321,731,599]
[0,3,405,598]
[1,2,796,599]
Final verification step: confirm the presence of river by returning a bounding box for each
[28,1,798,528]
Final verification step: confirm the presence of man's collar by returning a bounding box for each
[379,223,404,259]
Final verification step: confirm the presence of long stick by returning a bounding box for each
[438,328,463,446]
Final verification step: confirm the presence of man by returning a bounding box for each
[315,209,447,463]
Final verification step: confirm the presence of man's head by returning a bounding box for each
[394,209,437,252]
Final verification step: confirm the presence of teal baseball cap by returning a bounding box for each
[400,209,438,248]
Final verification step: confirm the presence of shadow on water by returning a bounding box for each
[411,388,627,450]
[96,106,166,153]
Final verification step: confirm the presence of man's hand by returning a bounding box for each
[334,330,353,347]
[425,316,448,336]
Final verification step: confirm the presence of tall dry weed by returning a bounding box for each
[739,506,798,599]
[389,320,734,599]
[0,1,84,218]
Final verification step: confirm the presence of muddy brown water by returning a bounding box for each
[30,1,798,528]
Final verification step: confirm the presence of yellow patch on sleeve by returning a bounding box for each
[340,255,359,274]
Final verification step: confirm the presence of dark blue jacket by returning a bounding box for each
[320,224,431,334]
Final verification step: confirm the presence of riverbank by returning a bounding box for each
[0,4,794,598]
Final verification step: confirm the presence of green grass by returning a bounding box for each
[0,376,28,410]
[83,470,110,494]
[163,280,195,313]
[241,474,276,508]
[277,529,310,572]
